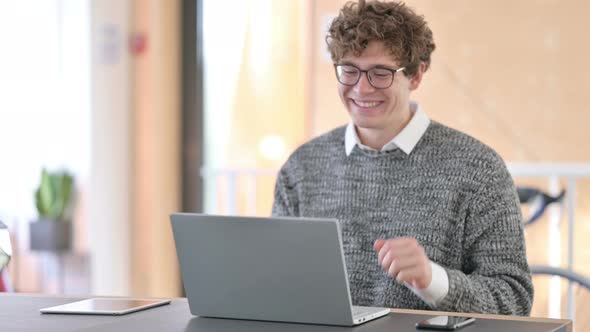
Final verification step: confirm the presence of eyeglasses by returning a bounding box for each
[334,64,406,89]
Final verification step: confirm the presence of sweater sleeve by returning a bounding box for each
[435,162,534,315]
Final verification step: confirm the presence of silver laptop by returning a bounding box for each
[170,213,390,326]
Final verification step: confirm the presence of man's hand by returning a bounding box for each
[374,237,432,289]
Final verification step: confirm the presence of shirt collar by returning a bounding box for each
[345,101,430,156]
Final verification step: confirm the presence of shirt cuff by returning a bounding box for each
[405,261,449,307]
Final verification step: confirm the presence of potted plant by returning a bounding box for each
[29,169,75,251]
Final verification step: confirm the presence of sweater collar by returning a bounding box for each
[345,101,430,156]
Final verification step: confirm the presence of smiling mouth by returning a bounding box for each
[352,99,383,109]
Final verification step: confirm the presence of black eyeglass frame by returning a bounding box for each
[333,63,406,89]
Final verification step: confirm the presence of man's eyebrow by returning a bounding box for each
[338,62,398,70]
[373,64,399,70]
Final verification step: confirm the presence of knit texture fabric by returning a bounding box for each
[272,122,533,315]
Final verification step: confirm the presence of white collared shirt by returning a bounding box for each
[345,101,430,156]
[344,101,449,307]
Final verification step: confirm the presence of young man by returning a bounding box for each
[272,1,533,315]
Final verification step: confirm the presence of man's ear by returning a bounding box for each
[409,62,426,91]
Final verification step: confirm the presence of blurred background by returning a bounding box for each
[1,0,589,329]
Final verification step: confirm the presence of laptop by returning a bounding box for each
[170,213,390,326]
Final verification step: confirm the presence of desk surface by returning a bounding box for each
[0,294,572,332]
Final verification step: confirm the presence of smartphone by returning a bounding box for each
[416,315,475,330]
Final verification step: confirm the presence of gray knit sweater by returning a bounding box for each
[272,121,533,315]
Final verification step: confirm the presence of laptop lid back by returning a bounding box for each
[170,213,355,326]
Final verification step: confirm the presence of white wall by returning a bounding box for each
[89,0,131,296]
[0,0,90,221]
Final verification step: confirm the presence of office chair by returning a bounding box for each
[530,265,590,291]
[0,220,12,292]
[517,186,566,225]
[517,186,590,321]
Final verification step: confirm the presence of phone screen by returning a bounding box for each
[416,316,475,330]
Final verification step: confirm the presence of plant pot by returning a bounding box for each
[29,219,71,252]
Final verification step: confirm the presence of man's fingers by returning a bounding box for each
[395,265,424,285]
[387,259,397,277]
[386,257,420,277]
[377,241,393,264]
[381,251,394,270]
[378,243,419,265]
[384,244,418,258]
[376,238,428,285]
[374,237,431,288]
[374,239,385,252]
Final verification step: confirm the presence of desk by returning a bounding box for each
[0,293,572,332]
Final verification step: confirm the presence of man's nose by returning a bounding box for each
[353,72,376,94]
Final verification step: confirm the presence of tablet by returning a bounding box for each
[40,298,171,315]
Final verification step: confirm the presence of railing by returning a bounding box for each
[508,163,590,319]
[202,162,590,319]
[201,168,277,216]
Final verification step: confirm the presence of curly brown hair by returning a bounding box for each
[326,0,435,77]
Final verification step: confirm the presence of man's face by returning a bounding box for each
[337,41,420,135]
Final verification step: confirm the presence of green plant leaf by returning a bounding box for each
[35,187,46,217]
[34,168,75,221]
[39,169,56,219]
[57,173,73,221]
